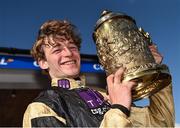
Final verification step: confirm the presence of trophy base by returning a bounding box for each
[124,64,171,101]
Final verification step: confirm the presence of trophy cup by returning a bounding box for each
[93,10,171,101]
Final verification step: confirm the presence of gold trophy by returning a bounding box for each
[93,10,171,101]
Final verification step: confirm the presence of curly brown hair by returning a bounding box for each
[31,20,82,62]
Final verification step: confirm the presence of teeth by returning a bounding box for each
[61,60,75,65]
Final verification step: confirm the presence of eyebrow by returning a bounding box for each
[51,44,62,49]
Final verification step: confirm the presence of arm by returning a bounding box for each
[130,83,174,127]
[148,44,175,126]
[100,108,132,127]
[23,102,66,127]
[149,82,174,126]
[100,68,137,127]
[130,44,175,127]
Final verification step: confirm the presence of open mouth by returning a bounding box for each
[60,60,76,65]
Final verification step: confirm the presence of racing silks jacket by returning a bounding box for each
[23,75,175,127]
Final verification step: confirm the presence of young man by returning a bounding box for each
[23,20,174,127]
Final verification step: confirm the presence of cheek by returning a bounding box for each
[76,55,81,65]
[47,57,60,68]
[75,52,80,60]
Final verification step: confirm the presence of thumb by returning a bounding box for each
[104,95,110,101]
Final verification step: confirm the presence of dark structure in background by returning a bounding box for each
[0,47,106,126]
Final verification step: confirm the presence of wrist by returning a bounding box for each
[111,104,130,117]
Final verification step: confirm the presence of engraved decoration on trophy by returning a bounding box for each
[93,10,171,101]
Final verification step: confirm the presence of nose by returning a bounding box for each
[63,46,73,56]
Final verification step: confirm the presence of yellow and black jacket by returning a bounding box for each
[23,76,175,127]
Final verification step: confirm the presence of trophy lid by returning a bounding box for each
[94,10,136,31]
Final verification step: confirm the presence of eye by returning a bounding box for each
[69,44,78,51]
[52,47,63,54]
[52,49,59,53]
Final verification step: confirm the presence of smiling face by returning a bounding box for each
[38,35,81,79]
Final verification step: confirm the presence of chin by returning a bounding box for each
[65,74,79,79]
[66,70,80,78]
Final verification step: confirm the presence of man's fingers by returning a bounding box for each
[123,81,137,89]
[149,44,163,64]
[114,67,125,85]
[104,95,110,101]
[107,74,114,87]
[106,74,114,96]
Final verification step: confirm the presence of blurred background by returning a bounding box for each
[0,0,179,126]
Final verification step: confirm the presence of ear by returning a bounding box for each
[38,59,49,70]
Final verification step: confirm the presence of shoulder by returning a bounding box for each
[34,88,59,102]
[30,88,63,114]
[24,88,64,118]
[23,102,66,127]
[24,102,55,118]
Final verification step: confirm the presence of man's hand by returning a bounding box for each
[149,44,163,64]
[106,67,137,110]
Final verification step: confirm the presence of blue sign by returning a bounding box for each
[0,54,104,73]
